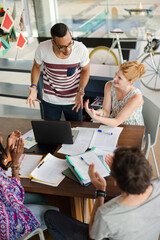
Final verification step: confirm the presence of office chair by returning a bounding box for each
[142,96,160,176]
[143,133,151,159]
[19,227,45,240]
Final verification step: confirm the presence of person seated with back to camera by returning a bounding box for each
[85,61,146,126]
[0,130,57,240]
[44,147,160,240]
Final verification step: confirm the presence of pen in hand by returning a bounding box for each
[80,157,90,166]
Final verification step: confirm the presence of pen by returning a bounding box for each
[97,129,113,135]
[80,157,90,166]
[37,161,44,168]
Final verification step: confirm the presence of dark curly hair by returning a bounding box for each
[111,147,152,194]
[50,23,69,38]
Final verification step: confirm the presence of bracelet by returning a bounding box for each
[95,190,107,199]
[78,87,84,94]
[30,84,37,88]
[11,164,20,170]
[12,173,21,177]
[12,168,20,172]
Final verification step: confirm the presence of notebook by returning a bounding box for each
[31,120,78,145]
[65,147,110,186]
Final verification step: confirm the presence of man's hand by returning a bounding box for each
[26,87,41,108]
[88,163,106,191]
[72,92,84,112]
[105,153,113,169]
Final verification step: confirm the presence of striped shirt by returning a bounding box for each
[35,40,89,105]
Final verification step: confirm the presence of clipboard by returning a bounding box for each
[65,147,110,186]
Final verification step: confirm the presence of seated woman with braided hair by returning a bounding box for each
[85,61,146,126]
[0,131,57,240]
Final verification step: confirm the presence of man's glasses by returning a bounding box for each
[53,39,74,52]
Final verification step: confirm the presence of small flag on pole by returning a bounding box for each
[19,10,25,31]
[11,1,16,20]
[1,11,14,33]
[0,36,11,56]
[16,32,27,49]
[9,26,17,42]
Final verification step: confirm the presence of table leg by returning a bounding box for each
[70,197,94,223]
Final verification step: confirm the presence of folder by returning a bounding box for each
[29,153,67,187]
[65,147,110,186]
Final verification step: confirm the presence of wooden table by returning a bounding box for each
[0,117,145,222]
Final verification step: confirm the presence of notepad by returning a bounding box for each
[89,126,123,150]
[65,147,110,186]
[6,154,43,178]
[29,153,68,187]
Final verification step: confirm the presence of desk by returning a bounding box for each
[0,117,145,222]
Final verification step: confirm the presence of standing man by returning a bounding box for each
[26,23,90,121]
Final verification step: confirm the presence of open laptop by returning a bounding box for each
[24,121,78,155]
[31,120,78,145]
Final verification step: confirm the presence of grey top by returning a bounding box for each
[109,81,144,125]
[91,177,160,240]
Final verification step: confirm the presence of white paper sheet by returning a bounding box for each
[22,129,37,149]
[89,126,123,150]
[94,147,115,169]
[66,149,110,181]
[58,127,96,155]
[7,154,42,178]
[29,153,67,187]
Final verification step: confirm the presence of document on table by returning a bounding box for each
[58,127,96,155]
[22,129,37,149]
[66,147,110,186]
[29,153,68,187]
[89,125,123,150]
[94,147,115,168]
[7,154,42,178]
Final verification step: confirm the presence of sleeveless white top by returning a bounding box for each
[109,81,144,125]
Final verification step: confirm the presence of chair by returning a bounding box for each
[143,133,151,159]
[142,96,160,176]
[19,227,45,240]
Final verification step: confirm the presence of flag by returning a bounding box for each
[9,26,17,42]
[1,11,14,33]
[19,10,25,31]
[11,1,16,20]
[16,32,27,49]
[0,36,11,56]
[0,7,5,17]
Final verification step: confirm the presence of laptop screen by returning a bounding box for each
[31,120,74,145]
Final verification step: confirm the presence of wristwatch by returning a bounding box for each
[95,190,107,199]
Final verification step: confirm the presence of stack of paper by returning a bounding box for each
[29,153,68,187]
[58,127,96,155]
[66,147,110,186]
